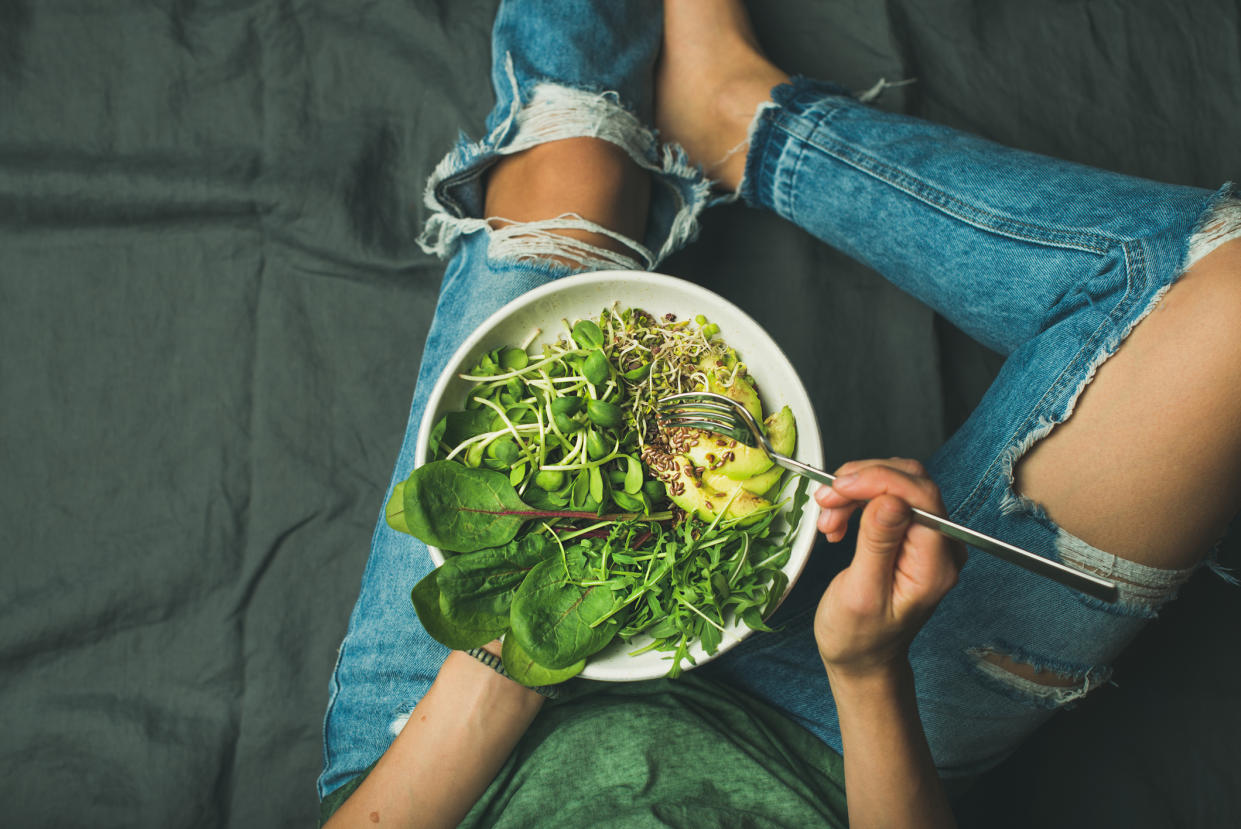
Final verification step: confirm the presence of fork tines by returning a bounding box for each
[660,415,733,432]
[656,392,738,414]
[656,392,746,434]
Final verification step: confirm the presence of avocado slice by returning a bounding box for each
[641,447,773,525]
[699,355,763,423]
[703,406,797,496]
[683,430,773,480]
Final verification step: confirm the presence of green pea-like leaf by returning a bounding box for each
[550,396,585,416]
[623,455,643,494]
[582,350,610,386]
[610,489,643,513]
[586,399,622,429]
[622,363,650,382]
[553,412,582,434]
[570,469,589,509]
[571,319,605,350]
[500,346,529,370]
[509,463,526,486]
[436,410,494,449]
[589,465,604,503]
[586,430,610,460]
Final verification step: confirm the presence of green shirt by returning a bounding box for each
[320,673,848,827]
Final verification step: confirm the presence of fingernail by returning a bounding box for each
[833,473,857,489]
[817,510,833,533]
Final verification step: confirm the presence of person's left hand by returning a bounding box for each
[812,459,966,679]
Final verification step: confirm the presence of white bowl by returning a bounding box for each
[415,271,823,681]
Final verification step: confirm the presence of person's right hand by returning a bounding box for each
[812,460,966,679]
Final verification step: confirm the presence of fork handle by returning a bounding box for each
[771,454,1120,603]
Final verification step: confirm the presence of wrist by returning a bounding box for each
[443,650,546,716]
[823,658,914,705]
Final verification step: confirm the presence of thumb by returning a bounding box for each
[851,494,913,588]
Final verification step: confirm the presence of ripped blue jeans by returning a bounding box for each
[318,0,1241,798]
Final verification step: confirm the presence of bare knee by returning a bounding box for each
[483,137,651,269]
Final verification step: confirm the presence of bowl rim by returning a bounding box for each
[412,269,823,681]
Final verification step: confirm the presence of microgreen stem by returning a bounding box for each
[457,348,586,383]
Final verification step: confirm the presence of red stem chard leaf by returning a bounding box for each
[401,461,532,553]
[395,460,658,553]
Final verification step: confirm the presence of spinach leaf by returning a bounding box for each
[501,635,585,687]
[510,553,622,670]
[437,536,552,628]
[401,461,531,553]
[410,568,506,650]
[385,481,410,534]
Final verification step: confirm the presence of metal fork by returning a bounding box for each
[658,392,1119,603]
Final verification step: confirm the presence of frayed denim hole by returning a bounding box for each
[738,101,787,211]
[434,157,498,222]
[728,100,779,200]
[997,427,1193,618]
[420,80,712,267]
[482,214,650,274]
[988,239,1200,616]
[389,709,413,737]
[1181,184,1241,273]
[494,80,716,266]
[965,645,1110,710]
[1056,528,1196,618]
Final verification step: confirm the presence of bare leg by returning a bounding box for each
[656,0,786,191]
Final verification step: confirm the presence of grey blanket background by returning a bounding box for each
[3,1,1238,826]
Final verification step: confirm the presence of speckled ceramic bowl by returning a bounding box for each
[416,271,823,681]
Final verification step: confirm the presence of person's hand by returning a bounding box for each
[813,459,966,680]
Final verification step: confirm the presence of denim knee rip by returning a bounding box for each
[1183,192,1241,271]
[965,644,1111,709]
[416,57,713,272]
[991,186,1241,625]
